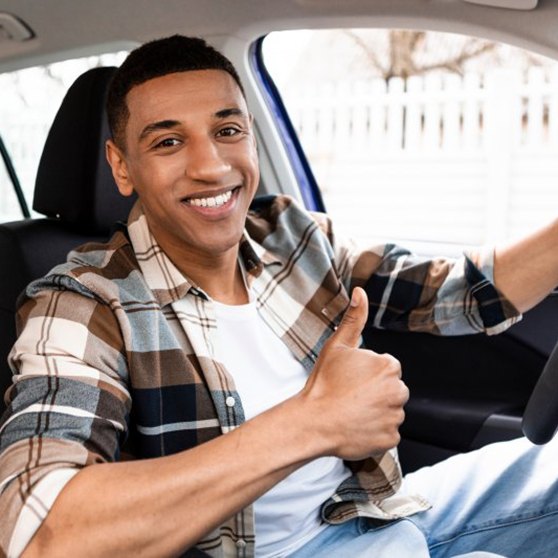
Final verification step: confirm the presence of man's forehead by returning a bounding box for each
[126,69,244,112]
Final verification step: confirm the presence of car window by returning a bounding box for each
[262,29,558,255]
[0,51,128,223]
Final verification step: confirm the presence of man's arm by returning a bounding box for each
[494,219,558,313]
[311,208,521,336]
[21,287,407,557]
[23,396,318,557]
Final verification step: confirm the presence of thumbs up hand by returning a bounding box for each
[300,287,409,461]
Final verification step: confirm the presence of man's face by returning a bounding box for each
[107,69,259,263]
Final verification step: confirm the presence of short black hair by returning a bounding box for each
[106,35,245,149]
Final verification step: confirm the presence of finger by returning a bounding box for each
[379,352,402,378]
[331,287,369,348]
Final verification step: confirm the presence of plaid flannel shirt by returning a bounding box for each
[0,195,520,557]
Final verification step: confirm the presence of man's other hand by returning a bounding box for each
[301,287,409,461]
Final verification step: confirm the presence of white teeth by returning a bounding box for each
[188,189,233,208]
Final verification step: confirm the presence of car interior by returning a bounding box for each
[1,0,558,475]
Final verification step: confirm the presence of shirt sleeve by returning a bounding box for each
[311,211,521,336]
[7,468,78,558]
[362,244,521,335]
[0,287,131,556]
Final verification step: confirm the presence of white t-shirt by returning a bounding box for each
[213,299,351,558]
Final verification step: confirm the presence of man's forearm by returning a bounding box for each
[494,218,558,313]
[22,395,319,558]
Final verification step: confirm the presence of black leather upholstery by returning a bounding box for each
[0,66,136,412]
[34,66,133,234]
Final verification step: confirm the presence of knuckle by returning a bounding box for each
[380,431,400,451]
[384,353,400,367]
[380,353,402,374]
[399,381,410,403]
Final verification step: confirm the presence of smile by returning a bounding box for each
[183,188,235,208]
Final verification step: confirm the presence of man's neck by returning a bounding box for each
[140,209,250,305]
[189,260,249,305]
[170,245,248,305]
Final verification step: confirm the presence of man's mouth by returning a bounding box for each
[182,187,237,208]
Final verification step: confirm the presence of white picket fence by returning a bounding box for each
[286,68,558,154]
[284,67,558,250]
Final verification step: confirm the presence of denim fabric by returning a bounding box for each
[290,437,558,558]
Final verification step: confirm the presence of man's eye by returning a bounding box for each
[218,127,241,138]
[155,138,180,148]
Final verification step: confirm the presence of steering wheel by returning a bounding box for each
[522,339,558,444]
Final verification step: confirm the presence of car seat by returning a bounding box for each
[0,66,135,414]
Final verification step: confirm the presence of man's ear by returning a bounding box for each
[106,139,135,197]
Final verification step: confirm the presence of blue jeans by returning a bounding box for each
[289,437,558,557]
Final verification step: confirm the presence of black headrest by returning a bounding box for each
[33,66,135,234]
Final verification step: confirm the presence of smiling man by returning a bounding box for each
[1,35,558,558]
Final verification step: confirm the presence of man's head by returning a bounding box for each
[107,35,245,150]
[105,35,259,272]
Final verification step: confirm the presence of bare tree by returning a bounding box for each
[345,29,496,80]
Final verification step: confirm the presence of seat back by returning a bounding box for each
[0,66,135,412]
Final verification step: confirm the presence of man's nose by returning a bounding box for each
[185,137,232,182]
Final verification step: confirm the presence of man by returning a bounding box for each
[0,35,557,558]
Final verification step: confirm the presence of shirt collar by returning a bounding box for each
[127,200,281,307]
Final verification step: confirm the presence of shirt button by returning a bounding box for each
[225,396,236,408]
[236,539,246,548]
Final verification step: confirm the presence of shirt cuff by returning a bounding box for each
[8,467,79,558]
[465,247,522,335]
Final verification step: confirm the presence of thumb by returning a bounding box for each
[331,287,369,348]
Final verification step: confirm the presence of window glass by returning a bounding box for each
[0,51,128,222]
[262,30,558,254]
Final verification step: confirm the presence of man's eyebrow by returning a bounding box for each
[139,119,181,141]
[215,108,247,119]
